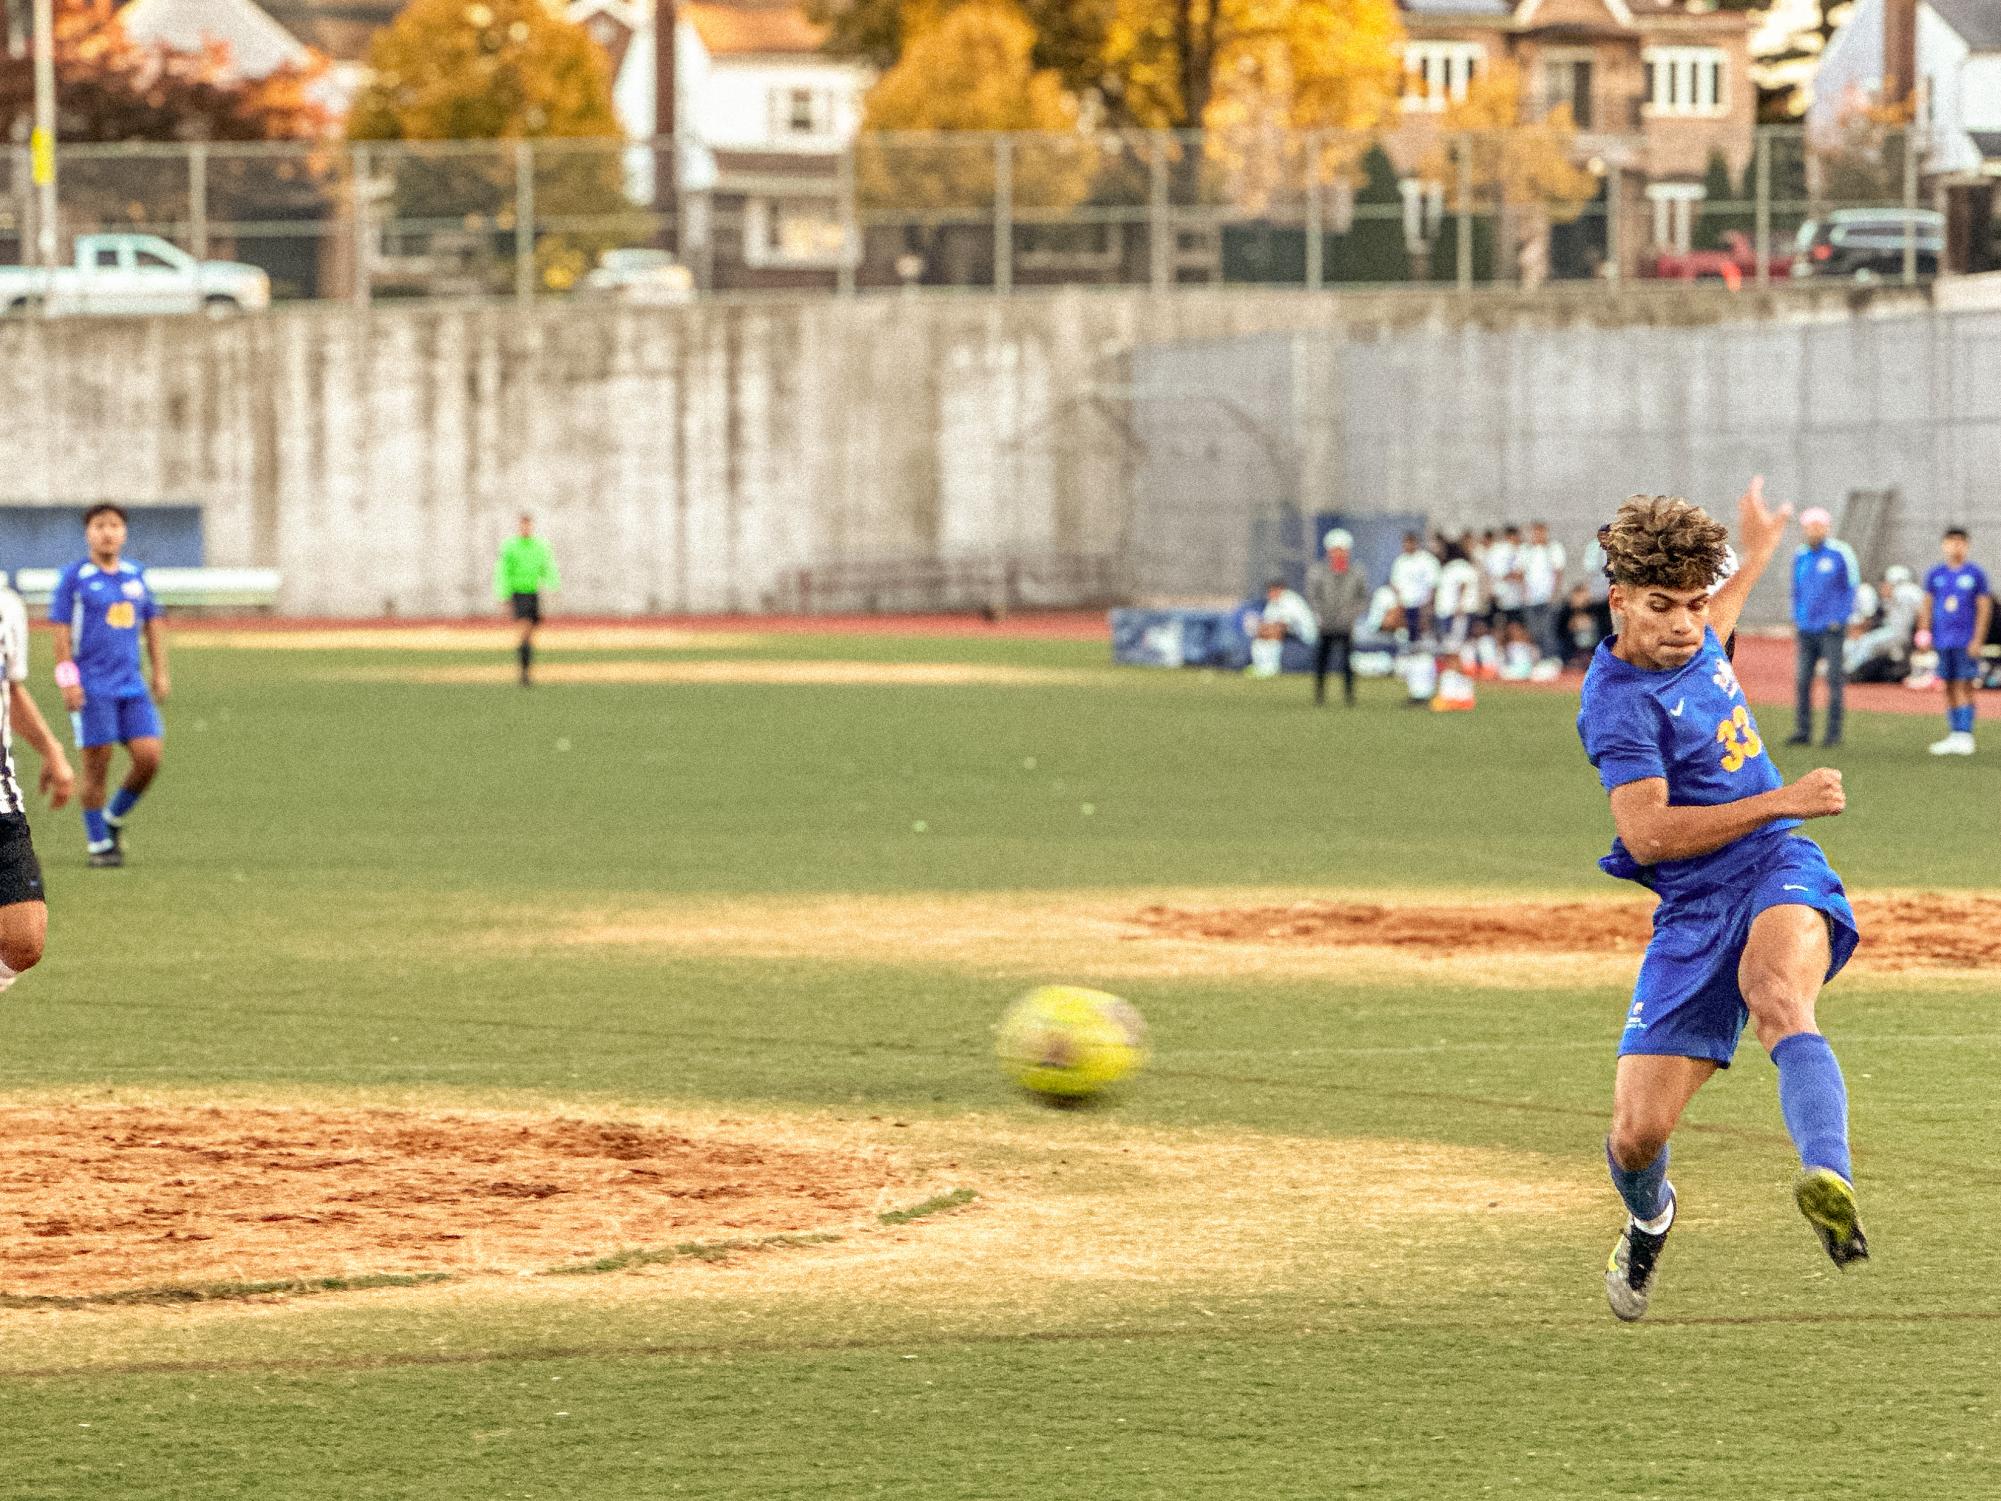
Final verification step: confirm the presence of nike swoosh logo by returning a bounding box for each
[1783,884,1809,892]
[1668,699,1686,717]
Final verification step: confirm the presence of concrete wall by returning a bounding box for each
[0,278,1945,616]
[1332,297,2001,622]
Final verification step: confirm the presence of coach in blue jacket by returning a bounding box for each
[1788,506,1860,749]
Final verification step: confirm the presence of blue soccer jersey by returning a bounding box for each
[1577,627,1800,901]
[1924,561,1989,650]
[49,560,158,696]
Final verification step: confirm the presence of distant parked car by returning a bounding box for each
[581,248,696,304]
[0,233,271,316]
[1791,209,1943,281]
[1646,230,1791,286]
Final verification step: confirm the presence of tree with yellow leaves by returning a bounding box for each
[1419,62,1598,286]
[349,0,641,291]
[1193,0,1407,212]
[1104,0,1403,135]
[858,1,1094,209]
[819,0,1403,138]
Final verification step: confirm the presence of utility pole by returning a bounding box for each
[31,0,56,269]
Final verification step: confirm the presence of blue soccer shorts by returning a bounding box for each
[1619,836,1859,1068]
[72,691,164,750]
[1937,645,1979,683]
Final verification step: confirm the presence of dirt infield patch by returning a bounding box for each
[1133,891,2001,973]
[0,1105,914,1300]
[541,886,2001,983]
[341,659,1104,688]
[179,627,767,653]
[1133,899,1649,953]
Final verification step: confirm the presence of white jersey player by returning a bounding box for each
[0,573,75,993]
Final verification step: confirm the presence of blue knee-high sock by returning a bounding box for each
[1772,1032,1853,1183]
[1951,703,1976,735]
[83,808,109,848]
[1606,1139,1672,1223]
[107,786,142,822]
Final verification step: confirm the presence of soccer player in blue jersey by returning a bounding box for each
[1579,480,1866,1323]
[49,505,171,869]
[1917,527,1990,757]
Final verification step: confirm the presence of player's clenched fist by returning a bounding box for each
[1784,767,1845,819]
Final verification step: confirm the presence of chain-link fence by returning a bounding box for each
[1,122,1982,308]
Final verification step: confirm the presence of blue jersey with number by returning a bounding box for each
[49,559,158,696]
[1924,561,1989,649]
[1576,628,1799,901]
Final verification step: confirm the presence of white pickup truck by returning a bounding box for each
[0,233,271,316]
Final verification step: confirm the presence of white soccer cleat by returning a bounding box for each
[1929,732,1976,756]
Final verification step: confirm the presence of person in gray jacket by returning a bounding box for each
[1306,528,1370,705]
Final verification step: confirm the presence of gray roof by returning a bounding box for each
[1970,131,2001,160]
[1930,0,2001,50]
[1399,0,1513,15]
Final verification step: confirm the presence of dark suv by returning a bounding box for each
[1792,209,1944,281]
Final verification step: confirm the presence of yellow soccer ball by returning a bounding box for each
[995,985,1147,1103]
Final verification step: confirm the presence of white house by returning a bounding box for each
[570,0,871,285]
[118,0,376,117]
[1811,0,2001,174]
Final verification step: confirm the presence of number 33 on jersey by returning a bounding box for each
[1716,703,1763,772]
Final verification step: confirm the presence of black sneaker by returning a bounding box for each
[104,820,124,856]
[1785,732,1813,747]
[1821,736,1843,749]
[1605,1189,1675,1322]
[87,846,124,869]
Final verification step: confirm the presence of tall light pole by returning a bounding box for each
[31,0,56,269]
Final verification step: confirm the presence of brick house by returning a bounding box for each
[1395,0,1757,268]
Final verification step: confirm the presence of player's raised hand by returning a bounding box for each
[39,756,74,811]
[1784,767,1846,820]
[1736,474,1794,563]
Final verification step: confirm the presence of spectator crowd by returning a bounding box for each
[1269,513,1995,733]
[1370,521,1610,682]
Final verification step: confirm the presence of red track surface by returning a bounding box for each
[1527,632,1968,718]
[116,613,1987,717]
[161,611,1115,642]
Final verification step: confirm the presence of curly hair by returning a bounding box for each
[1601,495,1730,592]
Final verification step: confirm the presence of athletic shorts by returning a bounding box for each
[1619,836,1859,1068]
[510,592,542,624]
[72,691,162,750]
[1937,645,1979,682]
[0,814,45,907]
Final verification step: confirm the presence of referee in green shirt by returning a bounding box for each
[495,513,560,686]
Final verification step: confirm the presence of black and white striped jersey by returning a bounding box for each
[0,587,26,815]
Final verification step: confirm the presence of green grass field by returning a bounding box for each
[3,629,1999,1500]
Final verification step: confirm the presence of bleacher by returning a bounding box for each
[9,567,283,612]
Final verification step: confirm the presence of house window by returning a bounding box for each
[1643,47,1727,118]
[1647,182,1706,253]
[745,197,851,268]
[1539,54,1595,130]
[1402,42,1483,112]
[772,87,829,137]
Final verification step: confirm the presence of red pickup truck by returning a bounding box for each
[1646,231,1791,287]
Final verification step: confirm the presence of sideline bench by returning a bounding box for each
[8,567,283,612]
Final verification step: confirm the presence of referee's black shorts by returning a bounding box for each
[510,592,542,625]
[0,814,46,907]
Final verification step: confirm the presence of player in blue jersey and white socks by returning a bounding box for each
[49,505,171,868]
[1577,480,1867,1323]
[1918,527,1990,757]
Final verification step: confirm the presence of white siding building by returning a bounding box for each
[569,0,871,286]
[1811,0,2001,174]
